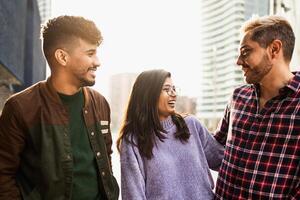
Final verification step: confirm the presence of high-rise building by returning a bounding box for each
[199,0,269,130]
[176,96,197,115]
[37,0,51,23]
[0,0,46,112]
[109,73,138,132]
[37,0,52,77]
[270,0,300,71]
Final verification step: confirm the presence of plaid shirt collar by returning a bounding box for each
[252,71,300,98]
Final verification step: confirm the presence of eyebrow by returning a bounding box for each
[85,49,97,53]
[240,45,251,50]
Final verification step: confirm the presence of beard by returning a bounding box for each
[74,71,96,87]
[74,67,97,87]
[244,53,273,84]
[78,77,96,87]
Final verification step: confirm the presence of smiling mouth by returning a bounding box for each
[88,68,97,78]
[242,66,249,76]
[168,100,176,107]
[88,67,97,72]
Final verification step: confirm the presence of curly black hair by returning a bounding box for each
[41,15,102,61]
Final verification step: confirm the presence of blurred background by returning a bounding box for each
[0,0,299,192]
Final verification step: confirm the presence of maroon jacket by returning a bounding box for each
[0,78,119,200]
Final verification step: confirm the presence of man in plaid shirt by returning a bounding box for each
[214,15,299,199]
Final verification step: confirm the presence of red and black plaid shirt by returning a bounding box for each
[214,72,300,200]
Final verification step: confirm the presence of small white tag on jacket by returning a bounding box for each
[101,129,109,134]
[100,120,109,125]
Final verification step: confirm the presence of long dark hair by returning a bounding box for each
[117,69,190,159]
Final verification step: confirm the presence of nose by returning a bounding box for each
[236,55,243,66]
[94,55,101,68]
[169,89,177,97]
[170,91,176,97]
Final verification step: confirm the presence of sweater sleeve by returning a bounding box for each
[203,127,224,171]
[194,117,224,171]
[120,139,147,200]
[214,99,231,145]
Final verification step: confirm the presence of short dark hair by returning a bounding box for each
[117,69,190,159]
[41,15,102,61]
[242,15,295,62]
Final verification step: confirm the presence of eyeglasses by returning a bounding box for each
[162,85,180,96]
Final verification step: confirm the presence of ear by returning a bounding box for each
[54,49,69,66]
[269,39,282,59]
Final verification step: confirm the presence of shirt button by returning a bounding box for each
[96,152,101,157]
[91,132,94,136]
[101,171,105,177]
[84,110,88,114]
[63,128,68,136]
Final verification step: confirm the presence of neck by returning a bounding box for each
[50,73,81,95]
[259,64,294,100]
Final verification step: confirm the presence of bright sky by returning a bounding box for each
[51,0,202,97]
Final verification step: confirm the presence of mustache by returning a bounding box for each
[88,67,97,71]
[242,64,250,69]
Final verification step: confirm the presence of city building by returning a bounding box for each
[176,96,197,115]
[0,0,46,112]
[199,0,269,131]
[37,0,52,76]
[109,73,138,132]
[37,0,52,23]
[270,0,300,71]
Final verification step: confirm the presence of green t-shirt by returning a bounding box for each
[59,89,104,200]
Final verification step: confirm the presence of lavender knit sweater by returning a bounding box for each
[120,115,224,200]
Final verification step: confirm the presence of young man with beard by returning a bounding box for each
[0,16,119,200]
[214,15,299,199]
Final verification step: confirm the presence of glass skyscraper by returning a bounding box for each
[199,0,269,130]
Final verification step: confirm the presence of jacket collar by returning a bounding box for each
[42,77,90,107]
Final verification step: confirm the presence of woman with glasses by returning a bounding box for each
[117,69,224,200]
